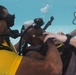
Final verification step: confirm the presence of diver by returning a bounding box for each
[0,5,62,75]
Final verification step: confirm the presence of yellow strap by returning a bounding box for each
[56,43,63,48]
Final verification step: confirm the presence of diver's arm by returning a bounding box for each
[43,32,76,48]
[68,29,76,37]
[44,40,62,75]
[57,29,76,37]
[16,40,62,75]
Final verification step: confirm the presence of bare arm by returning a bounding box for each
[57,29,76,37]
[16,40,62,75]
[68,29,76,37]
[43,32,76,48]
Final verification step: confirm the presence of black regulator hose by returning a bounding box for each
[43,16,54,30]
[0,29,21,39]
[18,25,33,55]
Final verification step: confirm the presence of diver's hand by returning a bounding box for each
[57,31,65,35]
[43,32,67,43]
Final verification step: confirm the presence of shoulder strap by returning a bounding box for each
[0,44,12,51]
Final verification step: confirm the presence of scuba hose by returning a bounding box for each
[43,16,54,30]
[18,25,33,55]
[0,29,21,39]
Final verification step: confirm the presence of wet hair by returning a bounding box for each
[0,5,7,18]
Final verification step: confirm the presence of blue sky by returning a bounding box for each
[0,0,76,44]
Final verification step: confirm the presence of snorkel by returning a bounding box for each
[72,12,76,25]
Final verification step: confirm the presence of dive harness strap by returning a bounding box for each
[0,44,12,51]
[19,42,47,56]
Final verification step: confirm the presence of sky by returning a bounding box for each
[0,0,76,44]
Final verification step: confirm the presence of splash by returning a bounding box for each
[23,20,34,26]
[40,0,53,22]
[40,4,50,13]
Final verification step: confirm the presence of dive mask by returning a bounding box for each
[0,14,15,27]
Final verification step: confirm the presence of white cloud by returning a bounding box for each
[23,20,34,30]
[40,4,50,13]
[23,20,34,25]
